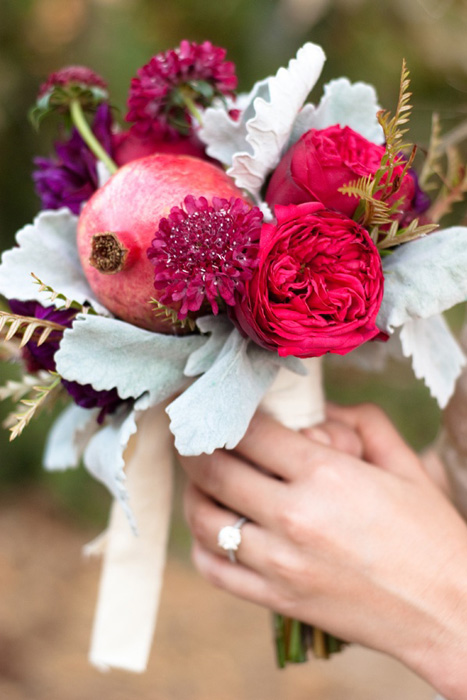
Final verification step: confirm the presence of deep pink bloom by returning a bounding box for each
[266,125,415,219]
[38,66,107,101]
[147,196,262,317]
[126,40,237,138]
[231,202,384,358]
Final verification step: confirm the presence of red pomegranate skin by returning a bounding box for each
[77,154,246,332]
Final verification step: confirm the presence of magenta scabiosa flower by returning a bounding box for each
[126,40,237,138]
[35,66,108,116]
[8,299,123,423]
[147,196,262,317]
[33,104,114,215]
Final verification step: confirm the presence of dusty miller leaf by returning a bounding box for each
[0,209,108,314]
[399,315,466,408]
[377,227,467,332]
[82,405,140,532]
[55,314,206,404]
[227,42,326,199]
[44,403,101,470]
[167,329,282,456]
[289,78,384,147]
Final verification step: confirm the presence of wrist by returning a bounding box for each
[400,549,467,699]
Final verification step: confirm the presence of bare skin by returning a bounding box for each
[180,404,467,700]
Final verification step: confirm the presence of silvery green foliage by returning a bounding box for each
[184,315,306,379]
[200,42,326,200]
[55,314,206,404]
[82,405,140,532]
[184,315,233,376]
[377,227,467,331]
[199,80,271,166]
[399,315,465,408]
[0,209,108,313]
[167,327,299,456]
[44,403,101,470]
[375,227,467,407]
[287,78,384,147]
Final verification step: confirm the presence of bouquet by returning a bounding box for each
[1,39,467,672]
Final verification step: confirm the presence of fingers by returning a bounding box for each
[179,447,285,527]
[183,482,272,571]
[326,403,426,480]
[191,542,275,610]
[234,411,332,480]
[302,419,363,458]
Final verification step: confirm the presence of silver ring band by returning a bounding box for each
[217,516,247,563]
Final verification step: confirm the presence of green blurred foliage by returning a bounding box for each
[1,0,467,520]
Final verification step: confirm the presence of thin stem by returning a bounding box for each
[181,92,203,127]
[69,99,118,175]
[273,613,286,668]
[288,618,307,663]
[313,627,329,659]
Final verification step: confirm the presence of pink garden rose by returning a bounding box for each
[266,125,415,219]
[231,202,384,358]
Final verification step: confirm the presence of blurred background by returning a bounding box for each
[0,0,466,698]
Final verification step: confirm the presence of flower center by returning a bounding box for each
[147,195,262,317]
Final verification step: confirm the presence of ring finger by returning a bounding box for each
[184,482,277,573]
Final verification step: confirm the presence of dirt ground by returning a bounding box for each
[0,488,436,700]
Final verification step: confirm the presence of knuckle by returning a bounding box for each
[277,506,311,547]
[267,547,305,586]
[326,421,362,457]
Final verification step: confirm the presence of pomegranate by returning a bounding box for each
[77,153,247,332]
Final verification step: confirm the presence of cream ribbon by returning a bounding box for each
[261,357,325,429]
[89,403,173,672]
[88,358,324,672]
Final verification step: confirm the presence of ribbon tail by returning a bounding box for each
[89,404,173,672]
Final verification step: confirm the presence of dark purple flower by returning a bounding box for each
[60,379,123,423]
[409,168,431,214]
[126,40,237,138]
[8,300,75,372]
[33,104,114,215]
[147,196,262,317]
[8,299,123,423]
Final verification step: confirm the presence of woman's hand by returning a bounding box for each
[179,404,467,700]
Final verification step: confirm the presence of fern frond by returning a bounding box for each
[372,60,414,203]
[377,59,412,158]
[150,298,196,332]
[377,219,438,250]
[0,373,50,403]
[340,177,395,228]
[31,273,97,315]
[0,310,66,347]
[419,113,444,190]
[5,373,62,441]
